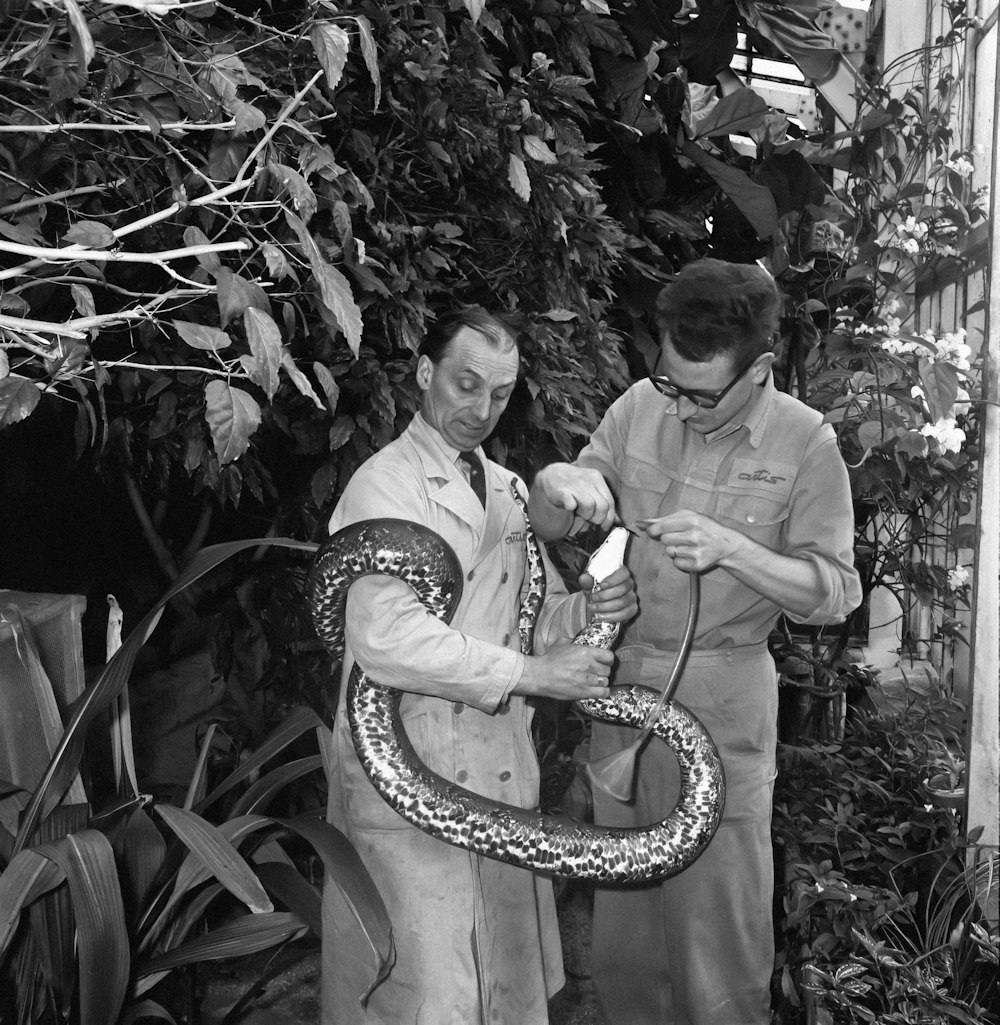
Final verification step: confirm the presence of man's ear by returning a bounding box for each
[415,354,432,390]
[751,351,776,383]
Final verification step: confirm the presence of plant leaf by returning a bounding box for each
[353,15,381,110]
[64,220,115,248]
[310,22,350,91]
[173,321,231,352]
[204,380,262,464]
[154,805,273,915]
[508,154,530,201]
[195,706,324,814]
[243,308,283,400]
[0,374,40,428]
[313,264,364,357]
[138,912,307,974]
[32,830,129,1025]
[280,350,325,410]
[313,361,341,414]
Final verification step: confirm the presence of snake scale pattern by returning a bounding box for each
[308,484,725,883]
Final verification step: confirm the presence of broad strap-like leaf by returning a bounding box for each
[0,848,64,961]
[253,861,322,937]
[32,830,129,1025]
[276,814,392,999]
[13,538,317,855]
[138,911,307,975]
[154,805,273,914]
[195,706,323,815]
[227,756,324,818]
[121,999,178,1024]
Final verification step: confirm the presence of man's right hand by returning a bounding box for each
[528,463,618,539]
[512,640,613,701]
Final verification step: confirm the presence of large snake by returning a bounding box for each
[308,482,725,883]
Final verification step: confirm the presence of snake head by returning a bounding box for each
[585,526,630,587]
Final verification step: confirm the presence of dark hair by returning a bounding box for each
[418,306,519,363]
[655,259,781,365]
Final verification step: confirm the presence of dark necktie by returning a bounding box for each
[459,450,487,507]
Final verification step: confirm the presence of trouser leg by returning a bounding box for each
[590,650,778,1025]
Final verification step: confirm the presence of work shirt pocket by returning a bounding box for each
[714,457,795,548]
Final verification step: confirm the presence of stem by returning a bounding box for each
[0,121,236,134]
[0,238,250,263]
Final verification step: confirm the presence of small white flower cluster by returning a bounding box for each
[946,155,975,177]
[861,325,973,455]
[947,565,970,591]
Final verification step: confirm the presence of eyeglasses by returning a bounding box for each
[648,355,759,410]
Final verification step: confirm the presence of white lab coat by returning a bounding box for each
[321,413,586,1025]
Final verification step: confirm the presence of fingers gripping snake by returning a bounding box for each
[308,482,725,883]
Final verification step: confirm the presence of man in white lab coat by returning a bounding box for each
[321,306,637,1025]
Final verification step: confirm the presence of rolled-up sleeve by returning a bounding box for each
[781,430,863,625]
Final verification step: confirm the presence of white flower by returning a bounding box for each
[947,156,975,177]
[531,52,553,71]
[854,323,874,336]
[952,386,971,417]
[934,329,972,371]
[897,215,929,239]
[882,316,901,337]
[834,306,853,322]
[881,337,916,355]
[948,566,970,590]
[900,237,920,255]
[921,417,966,454]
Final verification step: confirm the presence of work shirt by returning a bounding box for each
[579,374,862,1025]
[322,412,586,1025]
[576,375,862,652]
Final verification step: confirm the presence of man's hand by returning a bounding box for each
[634,510,748,574]
[529,463,618,538]
[579,565,638,625]
[512,640,613,701]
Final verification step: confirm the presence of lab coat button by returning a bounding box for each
[501,571,508,582]
[467,569,475,581]
[499,771,511,781]
[456,770,468,783]
[498,704,510,716]
[453,702,464,714]
[746,514,756,523]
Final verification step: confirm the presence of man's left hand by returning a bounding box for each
[579,566,638,624]
[634,510,749,574]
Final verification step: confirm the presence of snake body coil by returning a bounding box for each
[309,489,725,883]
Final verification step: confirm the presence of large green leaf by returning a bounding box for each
[680,138,779,241]
[276,814,392,999]
[154,805,273,915]
[227,756,324,817]
[204,380,262,464]
[0,848,63,961]
[138,912,308,974]
[13,538,317,854]
[31,830,129,1025]
[194,706,324,815]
